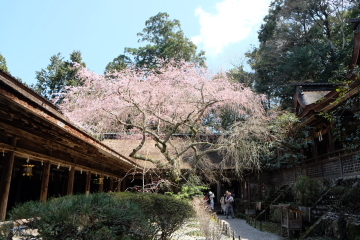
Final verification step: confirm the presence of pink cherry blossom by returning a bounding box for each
[60,60,267,175]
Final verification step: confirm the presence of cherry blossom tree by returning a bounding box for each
[59,61,267,180]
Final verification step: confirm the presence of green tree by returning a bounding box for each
[246,0,359,109]
[123,12,206,69]
[33,51,86,99]
[104,54,131,73]
[227,66,254,87]
[0,53,9,73]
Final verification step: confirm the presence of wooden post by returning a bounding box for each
[265,208,267,222]
[121,177,127,191]
[216,181,221,203]
[339,158,343,175]
[280,207,283,236]
[85,171,91,195]
[109,177,114,192]
[98,174,104,192]
[117,179,121,192]
[287,209,290,237]
[40,161,51,201]
[67,166,75,195]
[0,137,17,220]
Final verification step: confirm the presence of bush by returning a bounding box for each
[332,186,360,214]
[0,222,13,240]
[6,192,194,240]
[114,192,195,239]
[295,176,321,207]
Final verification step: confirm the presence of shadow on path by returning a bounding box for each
[217,214,282,240]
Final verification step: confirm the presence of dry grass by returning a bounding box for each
[192,198,227,240]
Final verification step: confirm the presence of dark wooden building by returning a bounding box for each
[268,19,360,187]
[0,69,139,220]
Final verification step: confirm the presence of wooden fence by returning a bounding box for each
[269,149,360,185]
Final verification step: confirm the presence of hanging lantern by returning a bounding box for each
[93,177,104,184]
[98,178,104,184]
[22,164,35,176]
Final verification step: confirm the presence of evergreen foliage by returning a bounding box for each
[246,0,360,109]
[0,53,9,73]
[295,175,321,206]
[33,51,86,100]
[108,12,206,70]
[5,192,194,240]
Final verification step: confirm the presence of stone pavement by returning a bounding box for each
[217,214,282,240]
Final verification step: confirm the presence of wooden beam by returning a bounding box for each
[85,171,91,195]
[0,142,121,179]
[0,137,17,220]
[40,161,51,202]
[0,121,133,170]
[67,166,75,195]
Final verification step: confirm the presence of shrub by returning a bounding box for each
[114,192,195,239]
[0,222,13,240]
[177,185,208,199]
[6,192,194,240]
[295,176,321,207]
[332,186,360,214]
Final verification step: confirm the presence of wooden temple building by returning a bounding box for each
[243,19,360,202]
[0,69,139,220]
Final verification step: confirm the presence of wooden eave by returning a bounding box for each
[0,70,140,177]
[298,28,360,125]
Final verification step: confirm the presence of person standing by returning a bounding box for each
[220,195,225,213]
[220,191,228,214]
[224,191,235,219]
[209,191,215,210]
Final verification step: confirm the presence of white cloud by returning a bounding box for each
[192,0,272,56]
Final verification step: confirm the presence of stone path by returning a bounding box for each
[170,219,230,240]
[218,215,283,240]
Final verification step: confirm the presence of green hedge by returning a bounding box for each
[2,192,194,240]
[295,175,321,207]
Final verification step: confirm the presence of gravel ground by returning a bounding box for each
[218,215,283,240]
[170,219,230,240]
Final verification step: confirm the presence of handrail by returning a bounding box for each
[304,148,360,165]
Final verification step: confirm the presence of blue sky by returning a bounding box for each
[1,0,272,85]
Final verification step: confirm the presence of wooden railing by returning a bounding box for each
[269,149,360,185]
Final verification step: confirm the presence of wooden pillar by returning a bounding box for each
[328,129,335,152]
[98,175,104,192]
[312,138,318,158]
[40,161,51,202]
[216,181,221,203]
[287,209,290,237]
[67,166,75,195]
[85,171,91,195]
[0,137,17,220]
[116,179,121,192]
[109,178,114,192]
[121,177,127,191]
